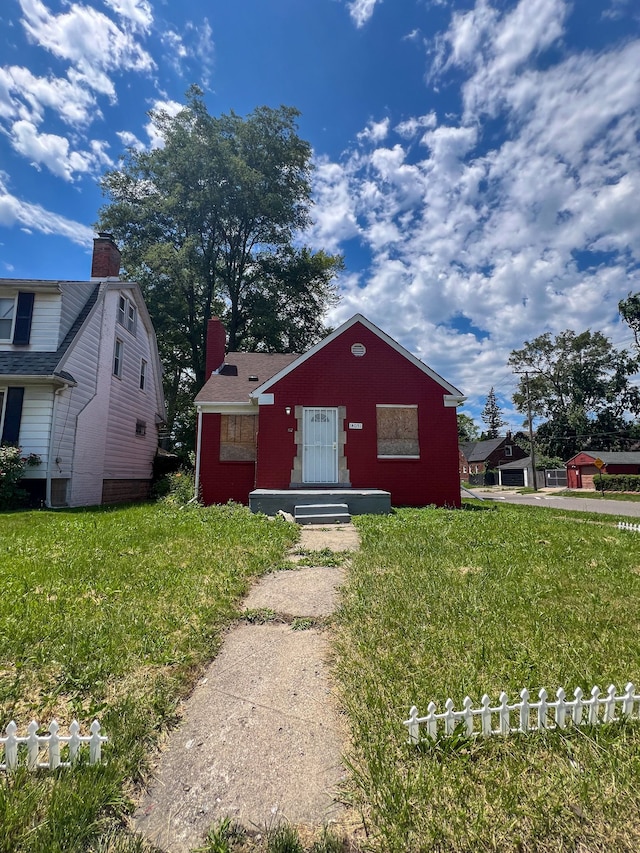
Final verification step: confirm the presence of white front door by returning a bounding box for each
[302,408,338,483]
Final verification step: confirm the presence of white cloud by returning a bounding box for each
[19,0,155,99]
[347,0,381,28]
[0,65,97,126]
[10,119,111,181]
[116,129,145,150]
[0,171,94,245]
[103,0,153,32]
[357,117,390,144]
[312,0,640,402]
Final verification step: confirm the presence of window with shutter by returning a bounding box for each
[12,292,35,345]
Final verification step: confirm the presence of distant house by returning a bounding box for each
[195,314,465,511]
[0,234,165,507]
[566,451,640,490]
[459,436,527,485]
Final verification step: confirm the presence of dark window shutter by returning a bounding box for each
[12,292,34,345]
[1,387,25,444]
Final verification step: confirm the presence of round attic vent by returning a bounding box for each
[351,343,366,357]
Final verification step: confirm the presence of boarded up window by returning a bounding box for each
[376,406,419,457]
[220,414,258,461]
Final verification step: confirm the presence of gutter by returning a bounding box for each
[46,382,71,508]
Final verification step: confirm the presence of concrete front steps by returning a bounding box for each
[294,503,351,525]
[249,488,391,519]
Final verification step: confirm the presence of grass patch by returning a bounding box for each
[294,549,349,567]
[559,489,640,502]
[336,504,640,852]
[0,502,297,852]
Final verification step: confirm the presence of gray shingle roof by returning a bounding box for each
[575,451,640,465]
[460,437,508,462]
[0,284,99,381]
[195,352,299,404]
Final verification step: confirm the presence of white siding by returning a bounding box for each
[58,294,105,506]
[0,285,60,352]
[101,287,159,480]
[16,386,53,479]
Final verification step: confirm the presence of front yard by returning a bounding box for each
[2,500,640,852]
[0,502,297,853]
[338,503,640,852]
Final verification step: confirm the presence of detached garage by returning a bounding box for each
[565,451,640,490]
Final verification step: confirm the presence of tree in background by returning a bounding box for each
[619,292,640,351]
[508,330,640,460]
[98,87,342,447]
[480,387,507,438]
[457,412,480,443]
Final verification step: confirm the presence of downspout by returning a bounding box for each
[46,384,68,508]
[194,407,203,502]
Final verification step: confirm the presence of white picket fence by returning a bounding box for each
[618,521,640,533]
[0,719,107,771]
[404,682,640,744]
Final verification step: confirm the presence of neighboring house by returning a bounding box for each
[565,451,640,490]
[195,314,465,509]
[496,456,550,489]
[459,436,527,485]
[0,234,165,507]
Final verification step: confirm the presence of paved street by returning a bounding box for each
[466,489,640,519]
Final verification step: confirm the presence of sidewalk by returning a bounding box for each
[133,523,359,853]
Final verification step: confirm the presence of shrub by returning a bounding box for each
[159,469,198,506]
[0,446,40,510]
[594,473,640,492]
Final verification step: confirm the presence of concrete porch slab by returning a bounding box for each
[249,488,391,516]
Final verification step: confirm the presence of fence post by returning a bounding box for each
[445,698,456,735]
[573,687,584,725]
[588,686,600,725]
[90,720,103,764]
[26,721,39,770]
[481,694,492,736]
[604,685,617,723]
[68,720,81,763]
[406,707,420,745]
[499,692,509,735]
[556,687,566,729]
[538,688,548,730]
[519,688,530,732]
[48,720,60,770]
[623,682,635,717]
[4,722,18,771]
[463,696,474,735]
[426,702,437,739]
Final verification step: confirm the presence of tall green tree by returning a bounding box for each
[457,412,480,443]
[508,330,640,459]
[97,87,342,445]
[619,292,640,350]
[481,387,507,438]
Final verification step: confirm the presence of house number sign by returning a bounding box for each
[349,423,363,429]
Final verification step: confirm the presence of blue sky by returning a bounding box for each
[1,0,639,429]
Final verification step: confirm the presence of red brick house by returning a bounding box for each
[566,451,640,490]
[459,436,526,485]
[195,314,465,511]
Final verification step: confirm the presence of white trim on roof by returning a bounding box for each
[195,401,256,415]
[249,314,464,399]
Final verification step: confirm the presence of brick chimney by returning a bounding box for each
[206,317,227,376]
[91,233,121,278]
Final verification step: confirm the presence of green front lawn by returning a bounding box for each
[0,502,297,853]
[338,504,640,852]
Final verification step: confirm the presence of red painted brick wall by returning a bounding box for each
[199,413,256,505]
[256,322,460,507]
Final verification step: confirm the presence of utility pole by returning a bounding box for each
[524,371,538,491]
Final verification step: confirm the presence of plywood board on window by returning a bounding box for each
[377,406,419,456]
[220,414,257,461]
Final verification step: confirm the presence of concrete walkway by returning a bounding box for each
[133,523,359,853]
